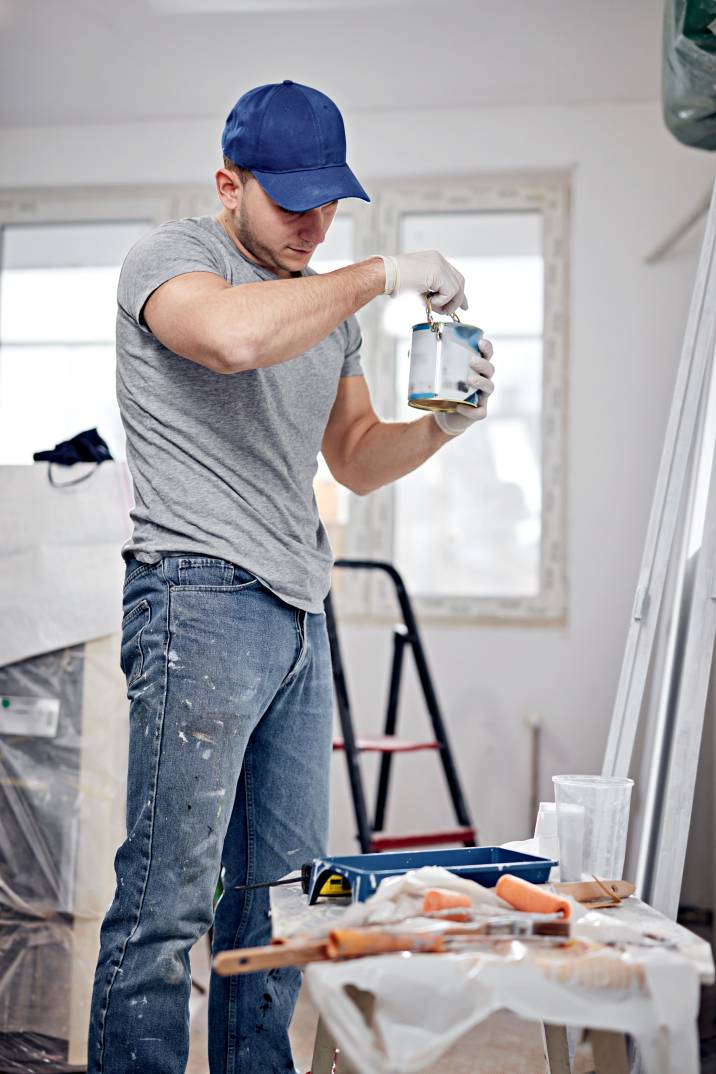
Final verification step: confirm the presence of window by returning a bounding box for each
[0,187,175,463]
[0,221,151,463]
[341,177,570,621]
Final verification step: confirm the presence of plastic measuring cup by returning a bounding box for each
[533,802,560,863]
[553,803,585,882]
[552,775,634,881]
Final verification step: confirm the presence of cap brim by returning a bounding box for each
[250,163,370,212]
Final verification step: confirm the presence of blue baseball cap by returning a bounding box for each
[221,80,370,213]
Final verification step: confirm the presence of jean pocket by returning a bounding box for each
[174,557,259,591]
[120,599,151,687]
[123,559,159,593]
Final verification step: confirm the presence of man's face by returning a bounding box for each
[220,170,338,278]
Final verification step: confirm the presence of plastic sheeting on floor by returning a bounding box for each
[0,462,131,1072]
[0,636,128,1071]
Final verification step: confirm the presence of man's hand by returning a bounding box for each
[379,251,467,315]
[434,337,495,436]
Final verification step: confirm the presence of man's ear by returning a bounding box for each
[215,168,242,211]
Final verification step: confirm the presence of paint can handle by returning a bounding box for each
[425,294,461,330]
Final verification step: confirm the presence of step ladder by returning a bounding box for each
[325,559,477,854]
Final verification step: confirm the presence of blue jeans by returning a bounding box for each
[88,555,334,1074]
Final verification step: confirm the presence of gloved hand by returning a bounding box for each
[379,251,468,315]
[433,337,494,436]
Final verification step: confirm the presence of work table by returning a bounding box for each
[269,874,714,1074]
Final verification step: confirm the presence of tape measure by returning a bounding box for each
[300,862,352,898]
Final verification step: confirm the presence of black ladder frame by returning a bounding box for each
[325,559,476,854]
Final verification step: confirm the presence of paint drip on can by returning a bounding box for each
[408,298,484,412]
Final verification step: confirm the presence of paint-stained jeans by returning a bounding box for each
[87,555,334,1074]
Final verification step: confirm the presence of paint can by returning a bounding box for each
[408,299,484,412]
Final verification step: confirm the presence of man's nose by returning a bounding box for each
[298,208,327,244]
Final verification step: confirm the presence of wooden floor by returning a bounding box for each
[187,938,596,1074]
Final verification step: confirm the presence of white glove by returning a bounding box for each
[433,337,494,436]
[379,250,467,315]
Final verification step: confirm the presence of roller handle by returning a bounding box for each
[213,940,328,976]
[213,928,446,975]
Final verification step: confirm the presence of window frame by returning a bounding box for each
[338,174,571,623]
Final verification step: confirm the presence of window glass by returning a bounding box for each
[0,221,151,463]
[390,211,544,598]
[311,213,354,274]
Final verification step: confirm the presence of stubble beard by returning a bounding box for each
[233,203,295,277]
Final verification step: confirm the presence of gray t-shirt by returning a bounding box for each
[116,215,363,612]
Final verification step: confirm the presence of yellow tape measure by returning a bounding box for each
[318,873,352,897]
[301,862,352,898]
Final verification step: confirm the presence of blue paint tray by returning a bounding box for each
[307,846,558,904]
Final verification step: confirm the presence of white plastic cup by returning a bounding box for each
[553,803,585,881]
[533,801,560,864]
[534,801,558,838]
[552,775,634,881]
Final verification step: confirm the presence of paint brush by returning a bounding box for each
[213,917,571,976]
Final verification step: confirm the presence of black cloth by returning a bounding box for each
[33,428,112,466]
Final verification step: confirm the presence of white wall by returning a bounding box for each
[2,101,713,860]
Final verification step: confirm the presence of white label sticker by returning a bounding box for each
[408,329,438,397]
[0,696,60,738]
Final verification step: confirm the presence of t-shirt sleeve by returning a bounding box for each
[117,222,228,333]
[340,313,364,377]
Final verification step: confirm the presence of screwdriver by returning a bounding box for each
[232,862,352,898]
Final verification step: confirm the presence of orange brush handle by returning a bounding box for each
[496,874,571,920]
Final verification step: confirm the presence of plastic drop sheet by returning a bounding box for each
[0,462,131,668]
[0,635,128,1071]
[304,870,703,1074]
[663,0,716,149]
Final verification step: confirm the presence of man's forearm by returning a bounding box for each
[342,414,452,496]
[216,258,385,371]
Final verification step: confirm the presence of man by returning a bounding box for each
[88,80,494,1074]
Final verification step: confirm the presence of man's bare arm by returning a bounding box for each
[143,259,385,374]
[321,376,453,497]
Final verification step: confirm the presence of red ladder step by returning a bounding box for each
[333,735,441,754]
[369,827,476,852]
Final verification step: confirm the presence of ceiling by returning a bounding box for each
[0,0,664,128]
